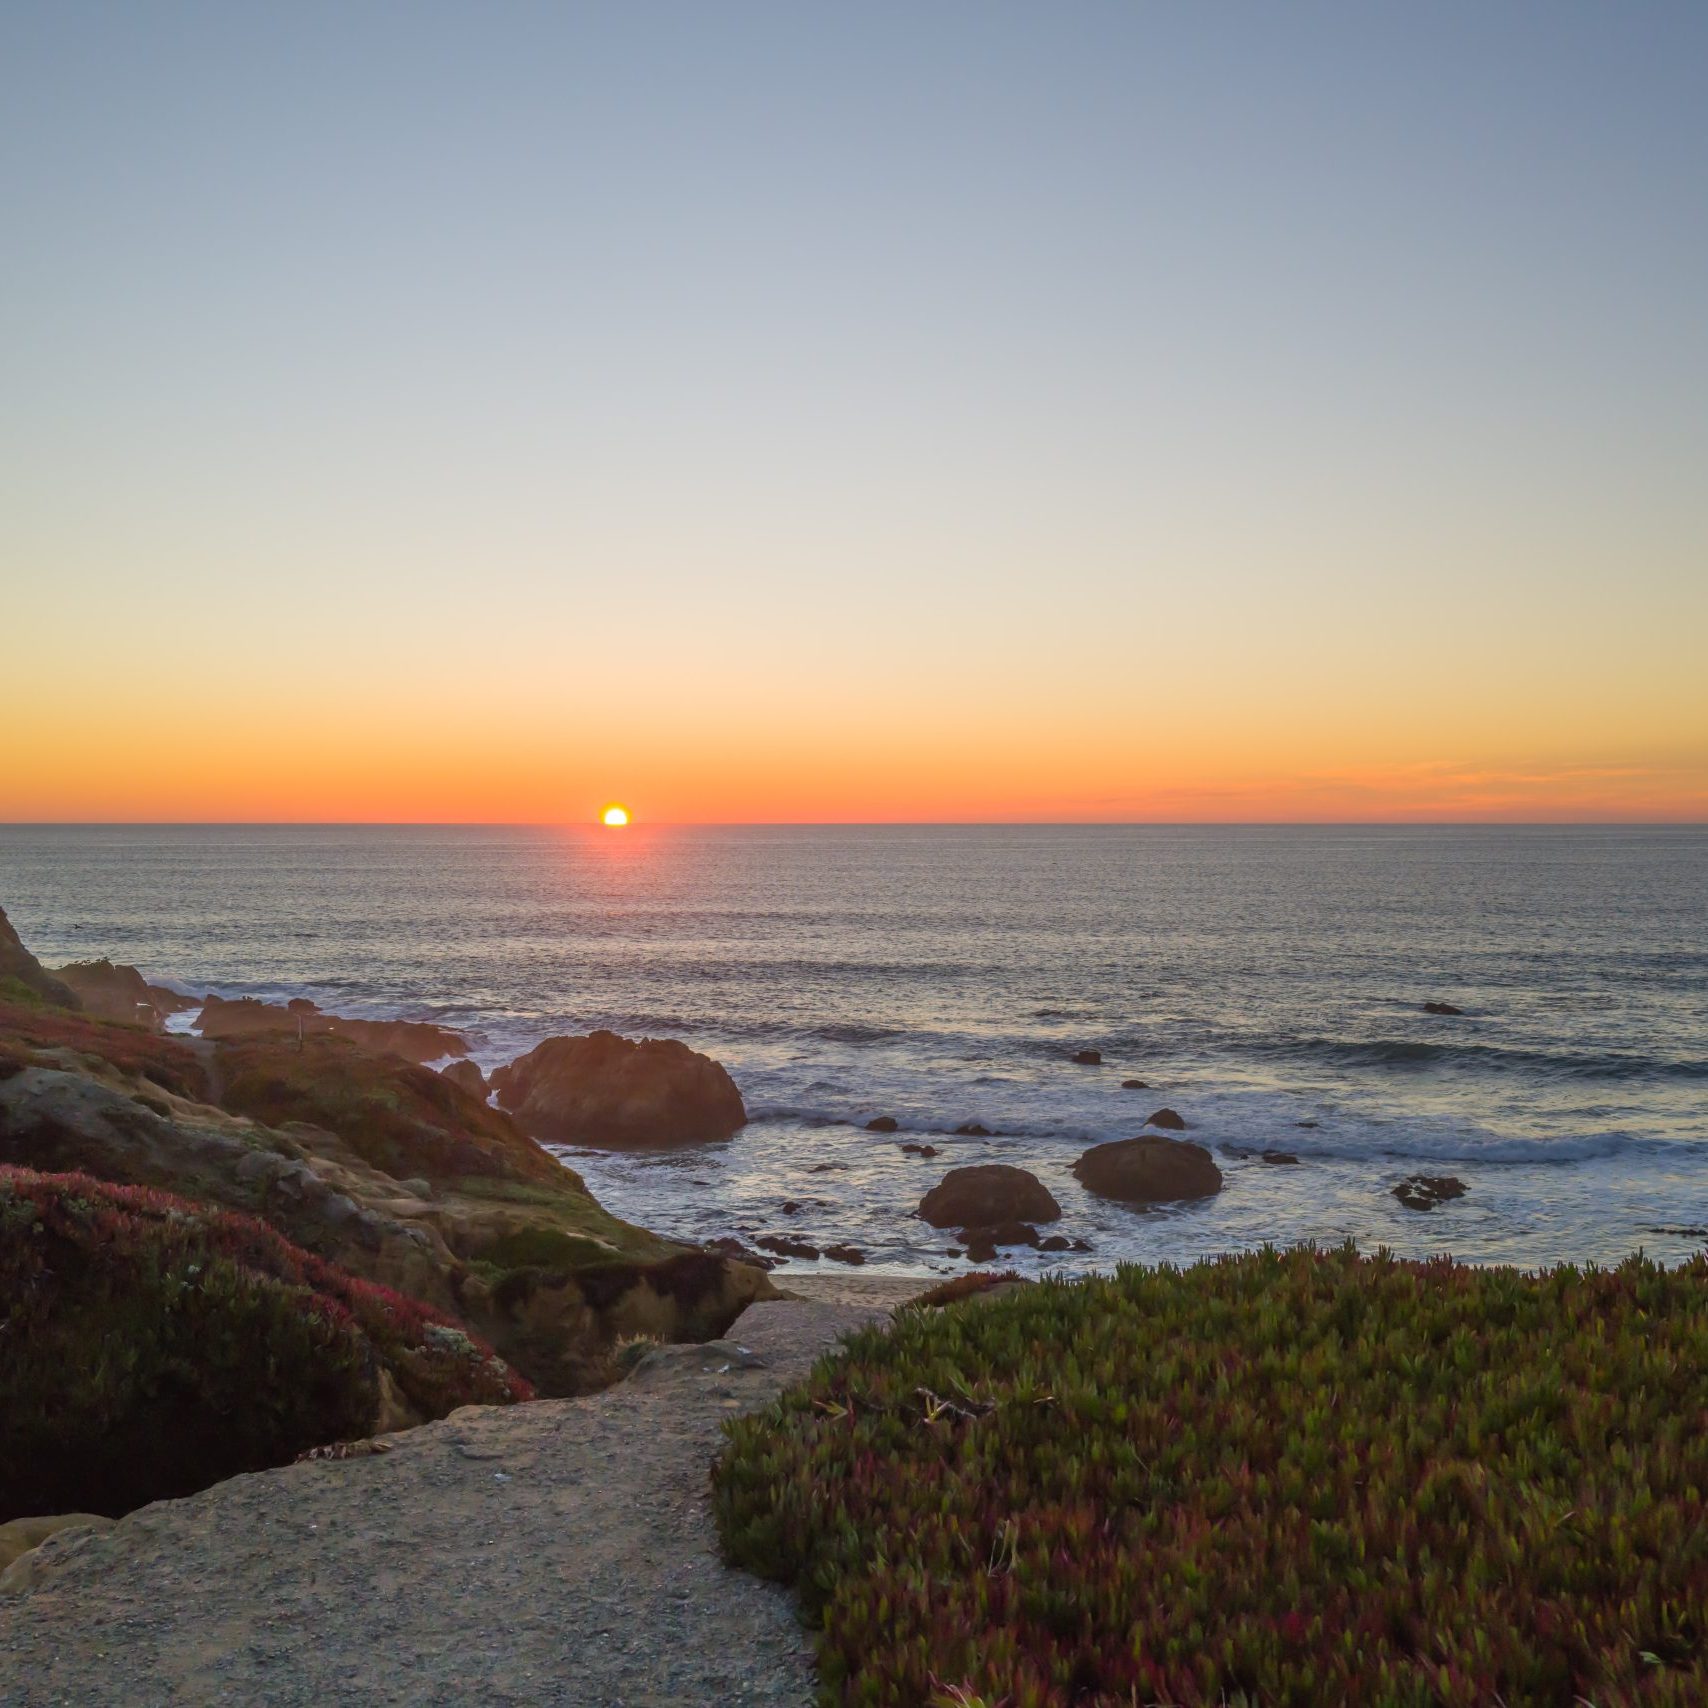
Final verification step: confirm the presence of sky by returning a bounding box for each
[3,2,1705,823]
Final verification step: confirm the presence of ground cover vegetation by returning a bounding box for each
[1,1166,530,1520]
[714,1243,1708,1707]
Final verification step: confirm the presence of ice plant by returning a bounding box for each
[713,1243,1708,1706]
[1,1165,531,1520]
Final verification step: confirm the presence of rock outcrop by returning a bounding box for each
[1393,1174,1467,1211]
[918,1164,1061,1230]
[48,960,196,1030]
[1073,1136,1223,1204]
[1146,1107,1188,1130]
[196,995,469,1064]
[442,1059,489,1101]
[0,1002,773,1399]
[0,907,78,1009]
[491,1031,747,1149]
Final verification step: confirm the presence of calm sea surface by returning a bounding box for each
[3,824,1705,1274]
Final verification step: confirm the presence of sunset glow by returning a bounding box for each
[602,806,630,827]
[2,6,1704,825]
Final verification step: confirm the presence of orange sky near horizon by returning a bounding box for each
[5,7,1707,826]
[5,682,1704,824]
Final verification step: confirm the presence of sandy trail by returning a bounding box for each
[0,1289,918,1707]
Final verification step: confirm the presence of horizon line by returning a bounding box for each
[4,819,1706,831]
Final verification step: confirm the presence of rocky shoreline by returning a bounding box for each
[0,897,1486,1679]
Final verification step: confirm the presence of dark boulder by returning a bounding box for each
[822,1243,866,1266]
[864,1115,899,1133]
[1038,1234,1072,1252]
[1393,1175,1467,1211]
[1262,1151,1300,1165]
[491,1030,746,1149]
[442,1059,489,1101]
[1223,1145,1301,1165]
[1073,1136,1223,1204]
[958,1221,1044,1262]
[1146,1107,1188,1131]
[919,1164,1060,1230]
[755,1234,820,1261]
[1120,1079,1148,1090]
[901,1142,941,1158]
[1422,1002,1465,1017]
[1071,1049,1102,1065]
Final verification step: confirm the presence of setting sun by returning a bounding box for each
[601,805,630,827]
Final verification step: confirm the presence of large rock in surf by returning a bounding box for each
[1073,1135,1223,1204]
[491,1030,747,1149]
[49,960,196,1031]
[918,1164,1061,1229]
[0,907,78,1010]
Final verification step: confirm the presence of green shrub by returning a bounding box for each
[714,1244,1708,1707]
[0,1166,531,1521]
[477,1226,620,1272]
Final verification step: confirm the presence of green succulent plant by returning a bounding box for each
[713,1243,1708,1706]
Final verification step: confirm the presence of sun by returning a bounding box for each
[601,804,630,827]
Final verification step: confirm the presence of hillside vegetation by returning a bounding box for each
[715,1244,1708,1707]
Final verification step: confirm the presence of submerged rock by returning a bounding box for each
[1393,1174,1468,1211]
[1073,1136,1223,1204]
[755,1233,820,1261]
[1422,1001,1465,1016]
[1071,1048,1102,1065]
[1146,1107,1188,1131]
[864,1115,900,1132]
[491,1030,746,1149]
[1120,1079,1149,1090]
[954,1122,993,1137]
[901,1142,941,1158]
[918,1164,1061,1230]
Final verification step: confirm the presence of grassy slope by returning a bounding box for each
[714,1244,1708,1708]
[1,1165,529,1521]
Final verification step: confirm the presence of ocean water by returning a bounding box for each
[3,824,1705,1276]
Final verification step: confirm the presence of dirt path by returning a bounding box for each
[0,1289,918,1707]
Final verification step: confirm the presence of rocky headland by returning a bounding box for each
[0,907,780,1540]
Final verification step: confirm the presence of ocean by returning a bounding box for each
[3,823,1704,1275]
